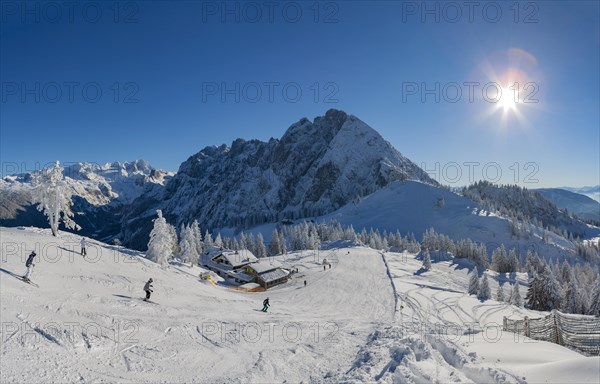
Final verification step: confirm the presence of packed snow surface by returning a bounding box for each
[1,227,598,383]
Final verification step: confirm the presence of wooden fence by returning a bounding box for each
[503,310,600,355]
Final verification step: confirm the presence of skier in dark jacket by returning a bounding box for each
[22,251,36,281]
[143,278,154,301]
[80,238,87,257]
[262,297,270,312]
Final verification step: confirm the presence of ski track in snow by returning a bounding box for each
[1,227,598,383]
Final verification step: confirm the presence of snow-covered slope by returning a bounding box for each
[536,188,600,223]
[562,186,600,203]
[0,160,172,241]
[243,181,599,263]
[2,227,597,383]
[121,109,436,250]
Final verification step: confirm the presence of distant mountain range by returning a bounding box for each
[560,186,600,203]
[536,188,600,223]
[0,160,172,241]
[1,110,597,261]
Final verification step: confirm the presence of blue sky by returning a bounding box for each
[1,1,598,188]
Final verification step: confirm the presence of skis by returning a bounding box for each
[142,298,159,305]
[18,277,39,288]
[0,268,40,287]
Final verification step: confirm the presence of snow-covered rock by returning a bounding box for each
[120,109,436,249]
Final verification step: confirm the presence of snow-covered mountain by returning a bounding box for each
[238,180,600,265]
[0,160,172,241]
[120,109,437,250]
[536,188,600,223]
[1,110,596,259]
[560,186,600,204]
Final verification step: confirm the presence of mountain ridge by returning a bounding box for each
[119,109,438,249]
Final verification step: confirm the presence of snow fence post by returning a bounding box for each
[502,316,507,331]
[552,309,560,346]
[524,316,530,338]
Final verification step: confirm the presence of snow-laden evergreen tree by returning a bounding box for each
[279,230,287,254]
[588,281,600,316]
[525,271,542,310]
[560,260,572,284]
[204,230,214,247]
[507,248,520,272]
[468,267,480,295]
[255,233,267,258]
[192,220,203,254]
[246,233,256,254]
[214,233,223,248]
[525,250,542,276]
[31,161,80,236]
[344,224,358,243]
[167,223,179,255]
[239,231,248,250]
[381,237,389,252]
[496,285,505,302]
[179,224,198,265]
[509,283,522,307]
[491,245,507,273]
[359,228,368,244]
[526,266,561,311]
[146,210,175,266]
[422,249,432,270]
[269,229,282,256]
[308,231,319,251]
[478,274,491,301]
[561,279,580,314]
[541,268,562,311]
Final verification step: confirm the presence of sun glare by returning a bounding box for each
[500,87,517,112]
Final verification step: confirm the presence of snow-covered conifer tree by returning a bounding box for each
[478,274,491,301]
[179,224,198,265]
[255,233,267,258]
[239,231,248,250]
[279,230,287,255]
[167,223,178,255]
[204,230,214,247]
[146,210,175,266]
[192,220,203,254]
[422,249,432,270]
[214,233,223,248]
[496,285,505,302]
[588,281,600,316]
[468,267,480,295]
[562,279,580,314]
[509,283,522,307]
[542,269,562,311]
[30,161,80,236]
[269,229,282,256]
[491,245,507,273]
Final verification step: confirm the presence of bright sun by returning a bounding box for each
[500,87,517,111]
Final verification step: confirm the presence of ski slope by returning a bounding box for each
[232,181,598,266]
[1,227,598,383]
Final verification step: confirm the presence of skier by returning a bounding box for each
[262,297,270,312]
[80,237,87,257]
[329,263,331,269]
[22,251,36,282]
[304,280,307,287]
[143,278,154,301]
